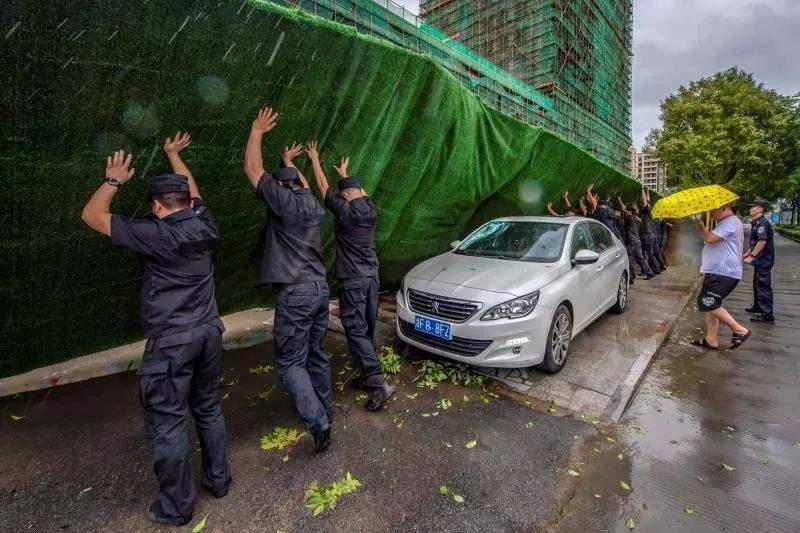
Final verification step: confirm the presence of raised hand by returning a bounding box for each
[251,106,278,134]
[105,150,135,184]
[282,141,303,166]
[547,201,553,209]
[304,140,320,162]
[334,156,349,178]
[164,131,191,155]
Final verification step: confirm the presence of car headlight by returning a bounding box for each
[480,291,540,321]
[399,275,407,302]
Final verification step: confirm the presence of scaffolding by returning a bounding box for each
[274,0,631,172]
[420,0,633,170]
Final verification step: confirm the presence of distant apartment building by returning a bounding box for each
[633,151,667,193]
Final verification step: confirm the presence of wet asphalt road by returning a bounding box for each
[555,232,800,532]
[0,327,590,532]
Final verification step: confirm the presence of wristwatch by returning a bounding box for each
[104,177,122,187]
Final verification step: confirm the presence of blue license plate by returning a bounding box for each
[415,315,452,340]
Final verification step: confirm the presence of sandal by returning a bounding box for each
[690,338,719,351]
[731,329,751,350]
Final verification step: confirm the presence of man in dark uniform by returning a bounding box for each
[81,133,230,526]
[586,184,622,239]
[243,107,333,452]
[638,187,662,275]
[658,220,672,267]
[304,141,393,410]
[744,202,775,323]
[617,197,654,282]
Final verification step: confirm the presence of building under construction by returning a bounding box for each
[420,0,633,170]
[277,0,632,171]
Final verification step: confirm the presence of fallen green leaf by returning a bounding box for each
[405,393,418,399]
[304,472,361,515]
[438,485,449,494]
[452,493,464,503]
[191,516,207,533]
[626,517,636,529]
[260,427,305,451]
[282,455,290,462]
[684,505,695,515]
[760,459,769,466]
[617,454,624,461]
[567,470,580,477]
[10,415,24,421]
[465,439,477,449]
[721,463,735,471]
[594,494,602,498]
[619,481,631,491]
[445,442,452,448]
[525,421,536,429]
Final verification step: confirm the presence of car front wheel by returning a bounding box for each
[611,273,629,314]
[537,304,572,374]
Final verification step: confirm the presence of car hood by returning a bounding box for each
[407,252,564,296]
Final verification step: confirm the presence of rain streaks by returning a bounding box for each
[5,21,21,40]
[266,31,285,66]
[168,15,191,45]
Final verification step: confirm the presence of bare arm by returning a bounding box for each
[546,201,561,217]
[696,221,723,244]
[640,186,648,206]
[281,141,308,188]
[81,150,135,236]
[163,131,199,198]
[244,106,278,188]
[578,197,588,216]
[617,196,627,211]
[304,140,329,198]
[562,191,572,209]
[586,184,598,209]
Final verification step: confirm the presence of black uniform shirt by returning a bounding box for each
[750,216,775,268]
[256,172,326,284]
[639,204,654,236]
[593,203,621,238]
[624,212,642,242]
[110,198,224,339]
[324,189,379,279]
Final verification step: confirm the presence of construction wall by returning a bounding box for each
[0,0,642,378]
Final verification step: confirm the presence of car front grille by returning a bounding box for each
[399,319,492,358]
[407,289,479,322]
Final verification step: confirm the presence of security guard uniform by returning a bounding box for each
[639,203,662,274]
[623,208,654,280]
[748,214,775,322]
[111,175,229,526]
[256,168,332,442]
[593,201,622,239]
[324,177,392,410]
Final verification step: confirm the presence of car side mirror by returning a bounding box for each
[572,249,599,265]
[450,240,461,250]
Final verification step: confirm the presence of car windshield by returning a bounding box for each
[455,220,568,263]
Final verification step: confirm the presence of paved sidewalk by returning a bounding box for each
[554,232,800,532]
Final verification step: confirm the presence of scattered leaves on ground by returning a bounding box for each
[721,463,735,471]
[378,346,402,374]
[405,393,418,400]
[525,421,536,429]
[249,365,274,375]
[414,359,487,390]
[567,470,581,477]
[684,505,695,515]
[258,386,277,401]
[760,459,769,466]
[305,472,361,516]
[617,454,624,461]
[222,392,230,400]
[439,485,449,494]
[626,517,636,529]
[619,481,631,491]
[548,400,557,414]
[436,398,453,410]
[10,415,24,421]
[260,427,305,451]
[445,442,452,448]
[191,516,207,532]
[465,439,477,449]
[355,393,368,404]
[452,493,465,503]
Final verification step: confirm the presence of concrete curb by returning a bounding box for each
[600,278,699,422]
[0,303,345,398]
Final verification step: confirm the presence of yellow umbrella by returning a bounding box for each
[651,184,739,219]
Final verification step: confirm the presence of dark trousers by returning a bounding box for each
[641,233,661,273]
[138,322,229,521]
[627,237,653,277]
[752,267,774,316]
[340,276,384,385]
[274,281,332,433]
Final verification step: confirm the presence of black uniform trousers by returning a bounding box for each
[752,266,774,316]
[640,233,661,274]
[340,276,384,385]
[273,281,332,434]
[627,235,654,277]
[138,322,230,521]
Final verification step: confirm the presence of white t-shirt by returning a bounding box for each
[700,215,743,279]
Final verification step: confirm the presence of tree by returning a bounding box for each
[647,68,800,202]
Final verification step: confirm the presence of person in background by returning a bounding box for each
[304,141,394,410]
[691,204,751,350]
[638,187,662,275]
[744,201,775,324]
[81,134,230,526]
[546,191,578,217]
[659,220,672,267]
[618,197,654,282]
[243,107,333,453]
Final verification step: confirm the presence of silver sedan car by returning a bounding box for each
[395,216,630,373]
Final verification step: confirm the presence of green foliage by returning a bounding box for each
[776,224,800,239]
[414,359,488,390]
[305,472,362,516]
[648,68,800,201]
[249,365,275,375]
[260,427,304,451]
[378,346,402,374]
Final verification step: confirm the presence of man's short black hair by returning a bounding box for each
[153,191,191,210]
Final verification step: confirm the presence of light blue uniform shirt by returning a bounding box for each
[700,215,743,280]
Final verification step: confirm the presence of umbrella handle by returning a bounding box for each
[706,211,711,229]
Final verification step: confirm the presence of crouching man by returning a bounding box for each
[81,133,230,526]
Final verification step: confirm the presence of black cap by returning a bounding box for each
[748,199,769,209]
[273,167,300,183]
[338,176,362,192]
[148,174,190,196]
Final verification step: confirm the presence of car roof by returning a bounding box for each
[490,215,589,225]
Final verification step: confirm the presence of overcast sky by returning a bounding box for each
[396,0,800,149]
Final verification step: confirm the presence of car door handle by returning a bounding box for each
[615,253,621,258]
[596,265,604,271]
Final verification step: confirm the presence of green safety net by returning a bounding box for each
[0,0,643,378]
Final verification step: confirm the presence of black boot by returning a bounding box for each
[365,383,394,411]
[750,314,774,324]
[146,501,191,526]
[745,306,761,314]
[313,425,331,453]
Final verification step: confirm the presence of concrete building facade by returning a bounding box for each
[633,151,668,193]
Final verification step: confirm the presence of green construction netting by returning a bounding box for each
[0,0,643,378]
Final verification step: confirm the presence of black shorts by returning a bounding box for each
[697,274,739,312]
